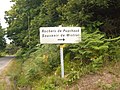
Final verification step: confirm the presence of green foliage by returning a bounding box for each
[99,82,120,90]
[16,48,28,58]
[69,30,109,66]
[35,76,64,90]
[14,45,60,88]
[57,0,120,36]
[5,0,120,49]
[7,34,120,89]
[0,24,6,51]
[107,36,120,60]
[4,0,120,89]
[5,0,61,48]
[0,24,6,56]
[5,43,19,55]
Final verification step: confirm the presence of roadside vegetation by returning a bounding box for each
[5,30,120,90]
[0,0,120,90]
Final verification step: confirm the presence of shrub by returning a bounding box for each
[68,30,109,66]
[107,36,120,61]
[16,44,60,87]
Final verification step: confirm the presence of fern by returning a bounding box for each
[107,36,120,60]
[69,30,110,64]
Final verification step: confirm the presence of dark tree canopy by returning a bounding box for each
[5,0,120,48]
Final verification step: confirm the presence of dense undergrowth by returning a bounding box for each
[1,0,120,89]
[6,27,120,90]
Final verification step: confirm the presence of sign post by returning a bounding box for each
[60,45,64,78]
[40,27,81,78]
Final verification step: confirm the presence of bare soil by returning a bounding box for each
[68,61,120,90]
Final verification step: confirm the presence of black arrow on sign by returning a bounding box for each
[58,38,65,41]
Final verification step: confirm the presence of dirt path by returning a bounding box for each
[68,62,120,90]
[69,72,120,90]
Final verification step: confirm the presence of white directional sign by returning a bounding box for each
[40,27,81,44]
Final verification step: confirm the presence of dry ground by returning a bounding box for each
[68,61,120,90]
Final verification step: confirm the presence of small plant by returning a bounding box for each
[98,82,120,90]
[35,76,64,90]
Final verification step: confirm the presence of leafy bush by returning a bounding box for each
[107,36,120,61]
[15,45,60,87]
[16,48,27,57]
[68,30,109,67]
